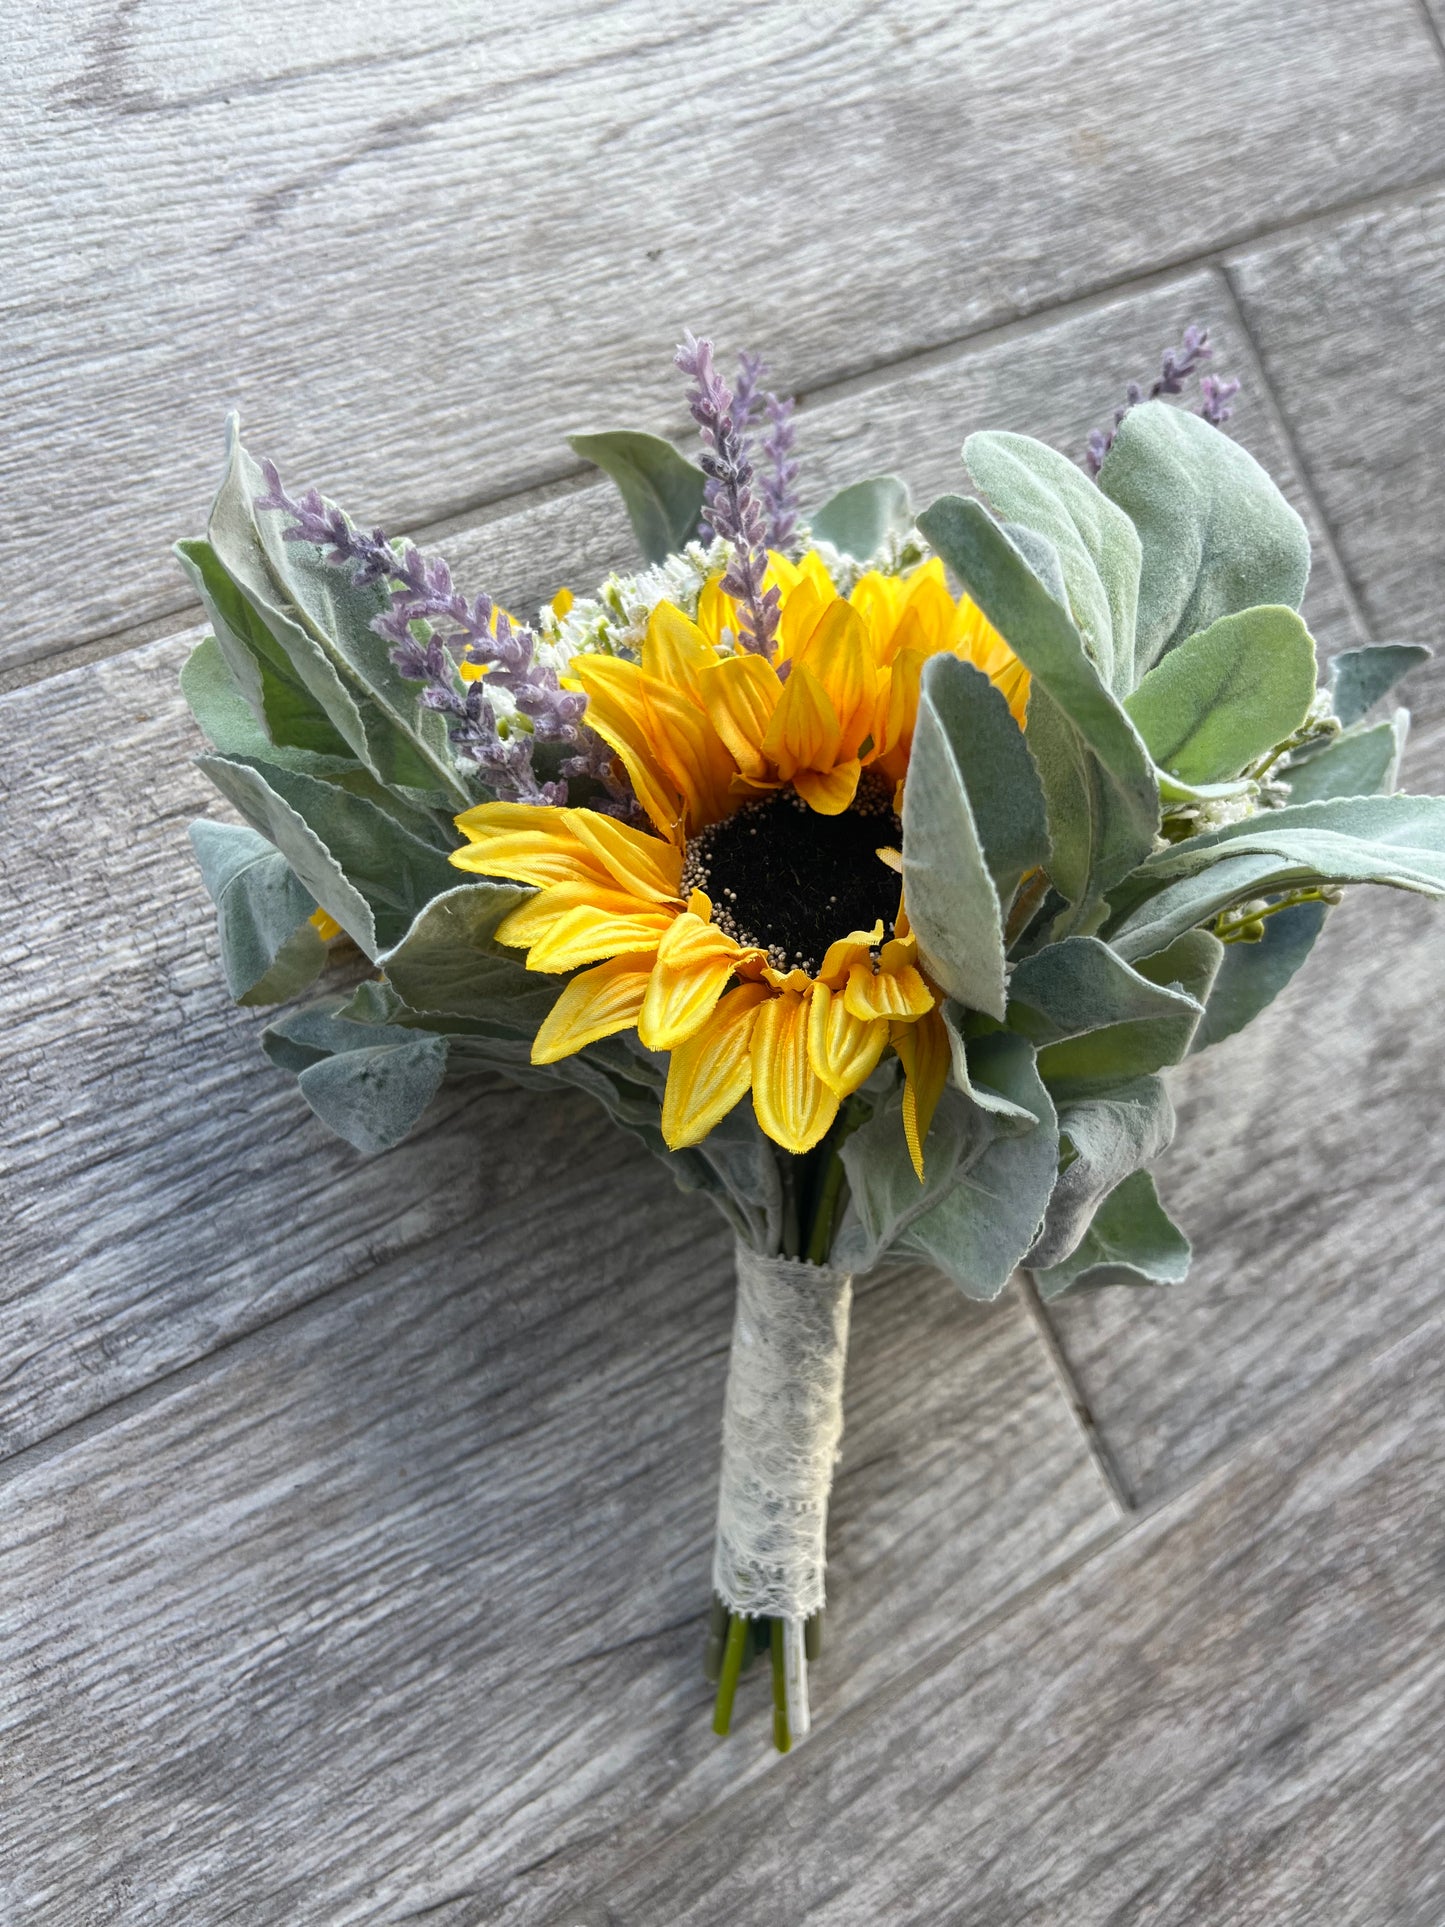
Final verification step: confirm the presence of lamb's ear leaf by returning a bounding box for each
[296,1033,449,1155]
[1125,606,1317,785]
[964,430,1142,697]
[206,416,469,808]
[1107,793,1445,959]
[1328,642,1431,727]
[895,1032,1060,1301]
[1024,1075,1175,1272]
[1190,899,1328,1052]
[568,430,706,564]
[1031,1169,1190,1298]
[809,475,912,562]
[917,493,1157,934]
[196,753,462,956]
[1007,936,1205,1083]
[188,818,328,1006]
[1284,713,1406,803]
[176,537,358,761]
[902,658,1031,1019]
[378,881,559,1030]
[1132,927,1225,1010]
[1098,401,1310,672]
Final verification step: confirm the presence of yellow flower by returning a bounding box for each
[451,552,1028,1175]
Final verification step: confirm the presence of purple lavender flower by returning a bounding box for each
[675,332,780,656]
[1084,323,1243,474]
[256,460,630,811]
[760,392,800,551]
[699,348,768,543]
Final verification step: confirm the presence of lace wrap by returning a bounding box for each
[712,1242,854,1621]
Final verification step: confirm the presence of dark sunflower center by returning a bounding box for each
[681,779,901,975]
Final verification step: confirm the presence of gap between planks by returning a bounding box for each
[7,164,1445,705]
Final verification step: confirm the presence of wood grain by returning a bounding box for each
[563,1310,1445,1927]
[1228,183,1445,716]
[0,272,1355,1455]
[7,0,1443,666]
[0,1241,1115,1925]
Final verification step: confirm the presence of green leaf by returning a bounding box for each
[379,881,558,1031]
[941,1003,1041,1135]
[188,818,328,1006]
[1133,927,1225,1010]
[182,634,359,775]
[916,494,1158,931]
[176,537,358,760]
[1098,401,1310,672]
[1283,713,1406,803]
[834,1081,995,1276]
[297,1033,449,1154]
[197,754,462,957]
[1108,793,1445,960]
[809,475,912,561]
[922,654,1050,911]
[1125,606,1317,785]
[1329,642,1431,727]
[1007,936,1205,1083]
[1031,1169,1190,1298]
[1025,1075,1174,1270]
[895,1032,1060,1300]
[902,664,1013,1019]
[568,430,706,564]
[208,417,470,808]
[964,430,1142,697]
[1190,899,1327,1052]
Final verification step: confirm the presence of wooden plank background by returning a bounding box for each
[4,4,1445,1921]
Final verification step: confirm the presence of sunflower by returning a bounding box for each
[450,552,1029,1176]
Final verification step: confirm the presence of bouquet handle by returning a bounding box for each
[710,1241,853,1746]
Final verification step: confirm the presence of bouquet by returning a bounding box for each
[178,325,1445,1753]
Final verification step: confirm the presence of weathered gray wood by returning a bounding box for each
[0,273,1354,1454]
[1228,183,1445,716]
[563,1310,1445,1927]
[1044,688,1445,1502]
[7,0,1442,666]
[0,1240,1116,1925]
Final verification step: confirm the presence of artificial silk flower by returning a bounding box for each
[181,322,1445,1753]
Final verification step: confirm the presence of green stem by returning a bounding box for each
[703,1594,729,1684]
[770,1618,792,1753]
[1216,886,1331,944]
[712,1614,750,1736]
[804,1610,824,1663]
[805,1150,848,1265]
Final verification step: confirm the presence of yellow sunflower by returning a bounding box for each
[450,552,1029,1176]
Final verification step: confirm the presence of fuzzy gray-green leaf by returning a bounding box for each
[809,475,912,561]
[379,881,558,1031]
[1025,1075,1175,1271]
[964,430,1142,697]
[902,661,1008,1019]
[1098,401,1310,672]
[1283,713,1405,803]
[1190,899,1327,1051]
[1007,936,1205,1084]
[568,430,707,565]
[916,494,1157,930]
[296,1032,449,1155]
[1328,642,1430,726]
[1125,605,1317,785]
[1031,1169,1190,1298]
[188,817,328,1006]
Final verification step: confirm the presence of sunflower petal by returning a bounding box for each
[495,881,650,948]
[532,953,655,1064]
[638,910,745,1048]
[451,803,613,889]
[795,597,876,751]
[807,981,889,1097]
[642,602,718,700]
[520,903,674,974]
[750,989,840,1154]
[701,653,784,782]
[844,956,935,1023]
[565,809,682,903]
[662,982,771,1149]
[761,662,842,780]
[794,759,862,815]
[569,656,687,839]
[892,1006,951,1181]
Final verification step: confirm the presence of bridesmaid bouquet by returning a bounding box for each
[178,327,1443,1751]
